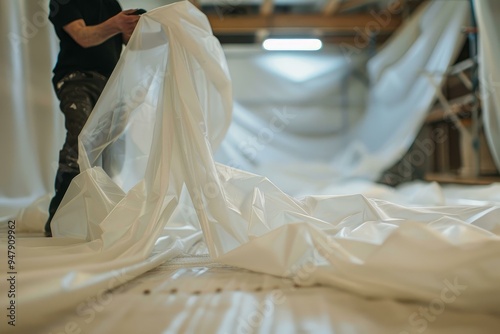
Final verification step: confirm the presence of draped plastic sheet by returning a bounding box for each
[215,0,471,188]
[38,263,500,334]
[476,0,500,170]
[0,0,63,219]
[2,1,500,332]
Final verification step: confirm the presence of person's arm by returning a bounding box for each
[122,9,147,45]
[63,10,139,48]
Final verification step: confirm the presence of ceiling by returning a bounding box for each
[121,0,427,45]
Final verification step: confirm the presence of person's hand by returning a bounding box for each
[111,10,140,37]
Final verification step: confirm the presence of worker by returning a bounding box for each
[45,0,142,236]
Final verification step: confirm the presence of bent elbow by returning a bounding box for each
[74,34,97,48]
[77,40,93,48]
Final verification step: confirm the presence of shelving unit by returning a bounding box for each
[379,5,500,187]
[419,0,499,184]
[421,43,499,183]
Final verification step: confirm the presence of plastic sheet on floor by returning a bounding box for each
[38,257,500,334]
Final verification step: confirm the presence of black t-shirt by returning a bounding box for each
[49,0,123,87]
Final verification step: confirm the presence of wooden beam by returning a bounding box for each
[321,34,390,45]
[338,0,372,11]
[207,13,402,34]
[323,0,343,16]
[260,0,274,16]
[425,173,500,185]
[338,0,419,16]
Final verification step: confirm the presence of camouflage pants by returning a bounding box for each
[45,71,107,235]
[55,71,108,173]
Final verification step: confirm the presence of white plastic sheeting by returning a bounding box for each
[476,0,500,171]
[216,0,471,188]
[1,1,500,333]
[37,260,500,334]
[0,0,63,219]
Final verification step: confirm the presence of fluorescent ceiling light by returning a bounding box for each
[262,38,323,51]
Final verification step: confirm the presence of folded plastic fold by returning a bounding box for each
[1,1,500,331]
